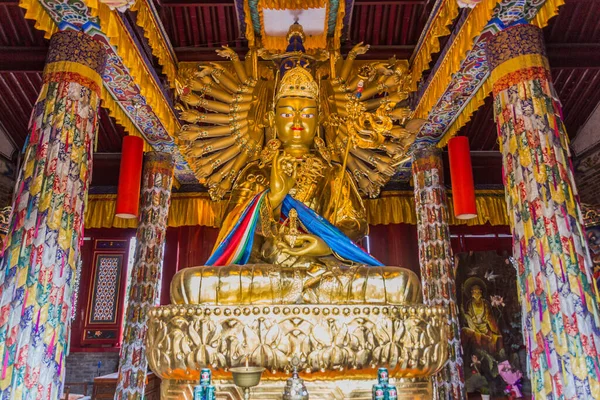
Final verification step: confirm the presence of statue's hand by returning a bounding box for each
[180,91,203,107]
[349,42,370,59]
[179,108,202,123]
[215,46,239,61]
[277,234,332,257]
[268,152,296,209]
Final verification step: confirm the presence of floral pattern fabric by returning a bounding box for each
[0,30,106,399]
[489,23,600,400]
[412,146,465,400]
[115,153,174,400]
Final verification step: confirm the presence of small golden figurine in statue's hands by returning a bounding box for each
[276,234,331,257]
[276,208,332,258]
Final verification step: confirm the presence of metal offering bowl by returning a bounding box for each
[229,366,265,389]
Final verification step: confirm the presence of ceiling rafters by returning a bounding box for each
[455,0,600,151]
[0,0,598,175]
[2,42,592,71]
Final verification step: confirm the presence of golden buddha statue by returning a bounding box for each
[171,65,422,306]
[148,24,447,399]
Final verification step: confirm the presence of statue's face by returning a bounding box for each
[275,96,317,154]
[471,286,482,301]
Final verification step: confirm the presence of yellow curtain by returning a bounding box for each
[365,190,508,226]
[85,190,509,229]
[412,0,499,119]
[85,193,227,229]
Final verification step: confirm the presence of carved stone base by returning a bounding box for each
[160,378,432,400]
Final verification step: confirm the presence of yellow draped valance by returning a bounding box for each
[85,193,227,229]
[85,190,509,229]
[532,0,565,29]
[19,0,59,39]
[436,0,565,147]
[365,190,508,226]
[413,0,498,119]
[131,0,178,89]
[410,0,459,91]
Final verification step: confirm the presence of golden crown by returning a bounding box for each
[286,22,305,42]
[275,66,319,103]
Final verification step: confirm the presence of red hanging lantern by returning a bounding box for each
[448,136,477,219]
[115,135,144,219]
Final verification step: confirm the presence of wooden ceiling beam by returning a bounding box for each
[1,42,598,73]
[0,46,47,71]
[546,43,600,69]
[176,44,416,62]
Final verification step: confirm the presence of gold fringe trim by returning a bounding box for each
[19,0,59,39]
[333,0,345,50]
[84,0,180,136]
[438,79,491,147]
[85,190,509,229]
[243,0,256,47]
[410,0,459,91]
[365,190,509,226]
[85,193,227,228]
[413,0,498,119]
[435,1,565,146]
[532,0,565,29]
[261,34,328,51]
[131,0,177,89]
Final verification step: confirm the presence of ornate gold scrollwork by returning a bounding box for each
[146,304,448,382]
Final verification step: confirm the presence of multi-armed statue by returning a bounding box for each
[147,24,448,400]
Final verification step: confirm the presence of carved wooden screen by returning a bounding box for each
[81,239,131,346]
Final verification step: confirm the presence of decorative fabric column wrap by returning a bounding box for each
[486,23,600,399]
[116,152,174,400]
[0,30,106,399]
[412,146,465,400]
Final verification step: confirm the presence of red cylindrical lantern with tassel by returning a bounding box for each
[115,135,144,218]
[448,136,477,219]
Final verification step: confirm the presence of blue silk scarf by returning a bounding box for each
[281,195,383,266]
[205,191,382,267]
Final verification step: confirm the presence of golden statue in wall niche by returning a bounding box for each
[148,24,444,399]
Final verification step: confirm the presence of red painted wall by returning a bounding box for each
[72,224,512,352]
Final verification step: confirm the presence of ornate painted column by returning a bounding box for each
[0,30,106,399]
[115,152,174,400]
[487,23,600,399]
[412,145,465,400]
